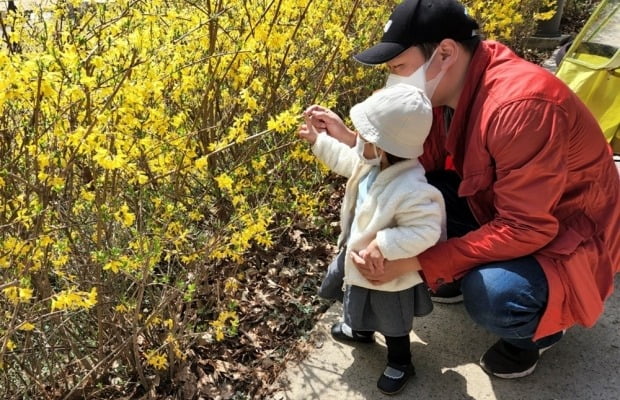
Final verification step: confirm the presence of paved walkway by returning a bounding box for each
[273,275,620,399]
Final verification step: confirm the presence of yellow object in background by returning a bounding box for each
[555,0,620,152]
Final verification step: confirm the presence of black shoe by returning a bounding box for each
[330,322,374,343]
[480,339,559,379]
[377,362,415,395]
[429,280,463,304]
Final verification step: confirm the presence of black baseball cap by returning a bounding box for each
[354,0,479,65]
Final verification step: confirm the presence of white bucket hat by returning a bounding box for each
[349,83,432,159]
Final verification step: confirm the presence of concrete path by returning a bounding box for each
[273,275,620,399]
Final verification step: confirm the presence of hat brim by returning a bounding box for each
[349,102,379,144]
[353,42,408,65]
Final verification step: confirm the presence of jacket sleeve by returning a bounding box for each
[311,132,358,178]
[376,186,444,261]
[419,99,569,289]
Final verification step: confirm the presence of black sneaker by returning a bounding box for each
[377,362,415,395]
[330,322,374,343]
[480,339,559,379]
[429,280,463,304]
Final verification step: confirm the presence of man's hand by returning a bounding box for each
[357,239,385,275]
[303,105,356,146]
[351,253,422,285]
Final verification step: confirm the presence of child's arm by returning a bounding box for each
[298,116,359,178]
[375,190,444,262]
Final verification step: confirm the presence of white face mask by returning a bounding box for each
[355,135,382,166]
[385,47,448,101]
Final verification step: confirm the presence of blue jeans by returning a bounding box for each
[426,170,563,350]
[460,256,563,350]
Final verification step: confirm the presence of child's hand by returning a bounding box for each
[358,240,385,275]
[303,105,356,146]
[298,115,319,145]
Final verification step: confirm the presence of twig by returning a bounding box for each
[61,339,130,400]
[0,280,18,291]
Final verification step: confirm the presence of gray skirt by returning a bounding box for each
[319,249,433,337]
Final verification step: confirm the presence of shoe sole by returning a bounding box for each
[378,382,409,396]
[480,359,538,379]
[480,338,562,379]
[331,334,374,344]
[430,294,464,304]
[377,376,413,395]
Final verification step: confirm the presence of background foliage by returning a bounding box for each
[0,0,567,398]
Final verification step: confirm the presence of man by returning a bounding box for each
[305,0,620,379]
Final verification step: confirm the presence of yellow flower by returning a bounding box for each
[6,339,16,351]
[93,148,128,170]
[79,75,97,89]
[2,287,19,305]
[37,153,50,169]
[146,351,168,370]
[39,235,54,247]
[114,204,136,228]
[85,287,98,308]
[213,328,225,342]
[91,56,105,69]
[224,277,239,295]
[267,108,302,134]
[231,194,246,207]
[50,176,65,190]
[136,172,149,185]
[146,315,162,327]
[18,322,35,331]
[194,156,208,169]
[52,254,69,268]
[114,304,129,313]
[165,333,186,360]
[40,80,55,98]
[51,287,97,311]
[18,288,33,303]
[210,310,239,342]
[103,260,122,274]
[214,173,234,192]
[188,210,203,221]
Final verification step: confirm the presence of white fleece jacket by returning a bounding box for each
[312,133,446,292]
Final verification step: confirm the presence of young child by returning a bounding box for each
[298,84,446,395]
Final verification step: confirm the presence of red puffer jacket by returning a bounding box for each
[418,41,620,340]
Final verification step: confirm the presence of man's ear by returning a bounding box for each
[437,39,460,68]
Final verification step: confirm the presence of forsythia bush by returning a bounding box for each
[0,0,556,397]
[465,0,557,44]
